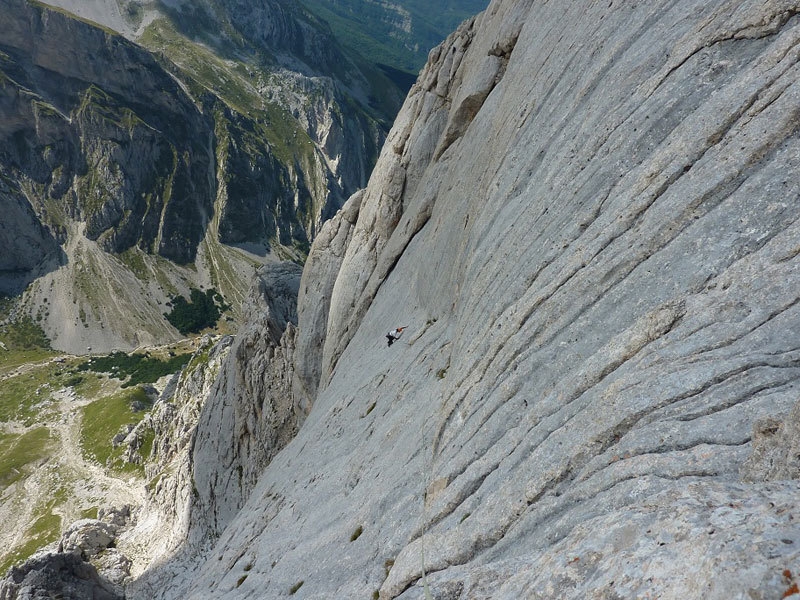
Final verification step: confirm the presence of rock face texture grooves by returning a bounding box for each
[135,0,800,598]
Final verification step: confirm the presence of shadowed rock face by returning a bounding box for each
[0,0,391,267]
[0,179,64,294]
[130,0,800,598]
[188,261,304,542]
[0,0,213,264]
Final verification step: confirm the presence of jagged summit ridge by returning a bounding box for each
[127,0,800,598]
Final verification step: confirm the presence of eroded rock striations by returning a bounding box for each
[129,0,800,598]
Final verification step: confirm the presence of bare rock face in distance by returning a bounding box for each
[131,0,800,599]
[99,263,301,600]
[0,0,396,353]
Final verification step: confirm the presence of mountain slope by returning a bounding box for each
[0,0,400,353]
[128,0,800,598]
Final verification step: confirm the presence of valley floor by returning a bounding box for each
[0,340,196,574]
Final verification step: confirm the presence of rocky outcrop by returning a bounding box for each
[293,190,363,408]
[123,262,303,598]
[1,506,134,600]
[59,520,116,560]
[118,335,234,574]
[188,262,303,541]
[0,552,122,600]
[136,0,800,598]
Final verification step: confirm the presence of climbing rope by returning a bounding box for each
[419,414,434,600]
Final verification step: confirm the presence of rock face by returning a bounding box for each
[0,179,64,294]
[132,0,800,599]
[1,0,213,263]
[121,263,303,597]
[0,552,122,600]
[187,261,303,542]
[117,335,234,577]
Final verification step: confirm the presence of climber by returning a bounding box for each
[386,326,406,347]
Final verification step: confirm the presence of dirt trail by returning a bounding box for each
[54,387,146,510]
[0,385,147,569]
[0,356,64,382]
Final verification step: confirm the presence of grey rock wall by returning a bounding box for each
[133,0,800,599]
[121,264,302,599]
[0,179,64,294]
[109,335,233,598]
[0,552,122,600]
[187,262,303,542]
[293,190,363,410]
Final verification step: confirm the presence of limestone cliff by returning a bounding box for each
[123,262,303,599]
[135,0,800,598]
[187,262,302,543]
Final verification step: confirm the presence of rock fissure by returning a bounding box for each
[648,5,800,95]
[680,378,800,422]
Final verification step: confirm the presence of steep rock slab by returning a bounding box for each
[293,190,363,409]
[150,0,800,599]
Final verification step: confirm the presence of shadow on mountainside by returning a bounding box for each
[0,185,66,296]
